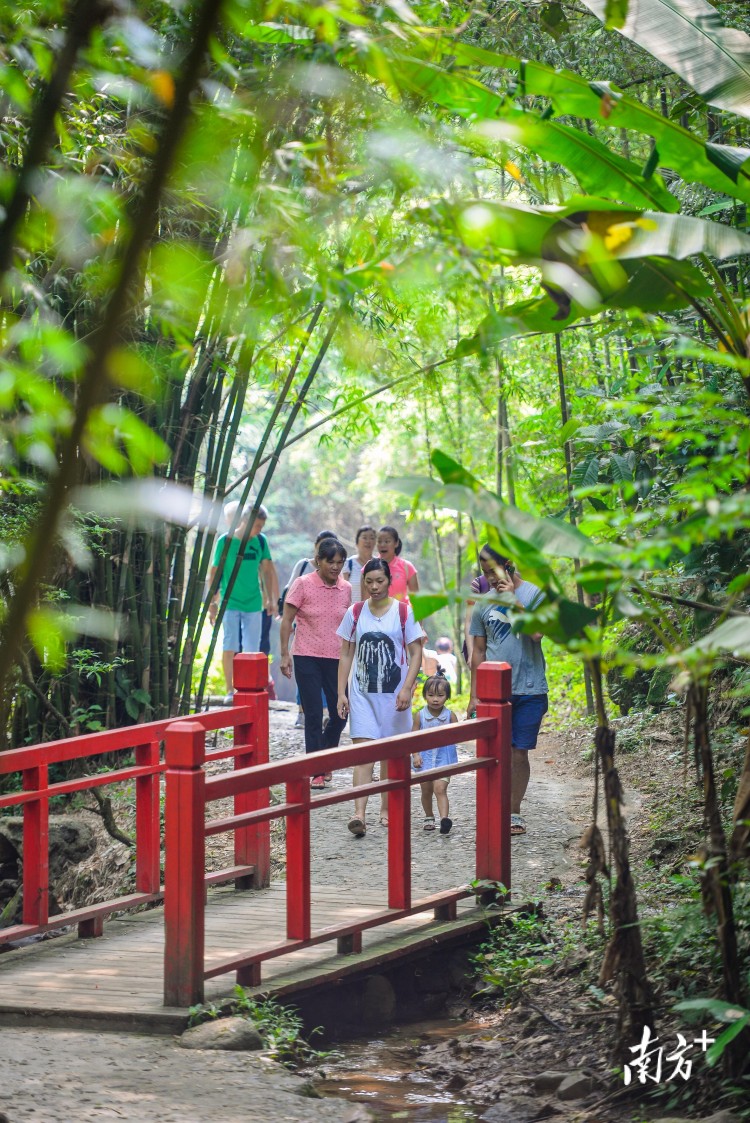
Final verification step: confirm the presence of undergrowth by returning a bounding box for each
[188,987,336,1069]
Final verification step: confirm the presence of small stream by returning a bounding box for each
[315,1016,490,1122]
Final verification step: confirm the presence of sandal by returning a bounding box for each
[323,773,332,782]
[347,817,366,838]
[423,816,436,831]
[510,814,527,835]
[379,815,389,827]
[439,817,453,835]
[310,775,326,790]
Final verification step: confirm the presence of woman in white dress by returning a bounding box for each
[336,558,422,837]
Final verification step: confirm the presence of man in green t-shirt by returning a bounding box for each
[208,502,279,698]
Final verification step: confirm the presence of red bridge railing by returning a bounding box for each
[0,655,269,945]
[162,659,512,1007]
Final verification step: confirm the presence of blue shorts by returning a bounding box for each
[222,609,263,653]
[414,744,458,774]
[511,693,548,749]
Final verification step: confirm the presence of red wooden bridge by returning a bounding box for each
[0,656,512,1032]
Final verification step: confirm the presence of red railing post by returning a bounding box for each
[286,777,311,941]
[475,661,513,897]
[387,751,411,910]
[22,764,48,927]
[135,740,161,894]
[163,721,206,1007]
[233,653,270,889]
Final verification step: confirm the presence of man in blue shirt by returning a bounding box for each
[467,556,547,836]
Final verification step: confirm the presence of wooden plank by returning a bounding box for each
[0,880,490,1033]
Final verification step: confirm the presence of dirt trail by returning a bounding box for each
[2,709,597,1123]
[267,706,591,900]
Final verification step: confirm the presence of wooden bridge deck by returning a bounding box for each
[0,883,496,1034]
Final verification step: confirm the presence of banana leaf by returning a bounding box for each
[397,60,677,211]
[581,0,750,119]
[453,256,718,353]
[447,44,750,203]
[444,197,750,263]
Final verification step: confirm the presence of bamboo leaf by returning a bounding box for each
[241,22,314,43]
[581,0,750,118]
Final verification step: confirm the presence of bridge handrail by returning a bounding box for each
[0,654,270,946]
[162,660,512,1007]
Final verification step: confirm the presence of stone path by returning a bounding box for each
[268,704,588,901]
[2,1026,367,1123]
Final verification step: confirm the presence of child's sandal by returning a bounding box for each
[423,816,436,831]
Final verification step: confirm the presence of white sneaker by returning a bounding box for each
[223,692,235,705]
[294,712,304,727]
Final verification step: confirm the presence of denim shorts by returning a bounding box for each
[222,609,263,653]
[511,693,548,749]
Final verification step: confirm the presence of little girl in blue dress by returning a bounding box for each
[411,671,459,835]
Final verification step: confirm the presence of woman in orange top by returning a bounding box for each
[376,525,419,603]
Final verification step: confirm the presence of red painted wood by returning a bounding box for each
[387,752,411,911]
[285,778,311,941]
[0,891,163,945]
[233,654,270,889]
[475,662,512,895]
[22,765,48,927]
[204,718,496,801]
[233,651,269,692]
[0,707,252,775]
[476,660,512,704]
[204,864,256,887]
[163,721,206,1007]
[0,763,167,810]
[1,658,510,1009]
[136,741,161,894]
[204,759,494,837]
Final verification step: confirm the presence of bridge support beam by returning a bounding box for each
[164,721,206,1007]
[475,661,512,902]
[233,653,270,890]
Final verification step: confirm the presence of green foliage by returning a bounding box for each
[675,998,750,1067]
[472,909,555,1000]
[188,989,333,1069]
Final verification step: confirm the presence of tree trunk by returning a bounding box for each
[591,661,654,1058]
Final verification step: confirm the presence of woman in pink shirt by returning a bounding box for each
[377,525,419,602]
[280,539,352,789]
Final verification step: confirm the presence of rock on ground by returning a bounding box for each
[179,1016,263,1051]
